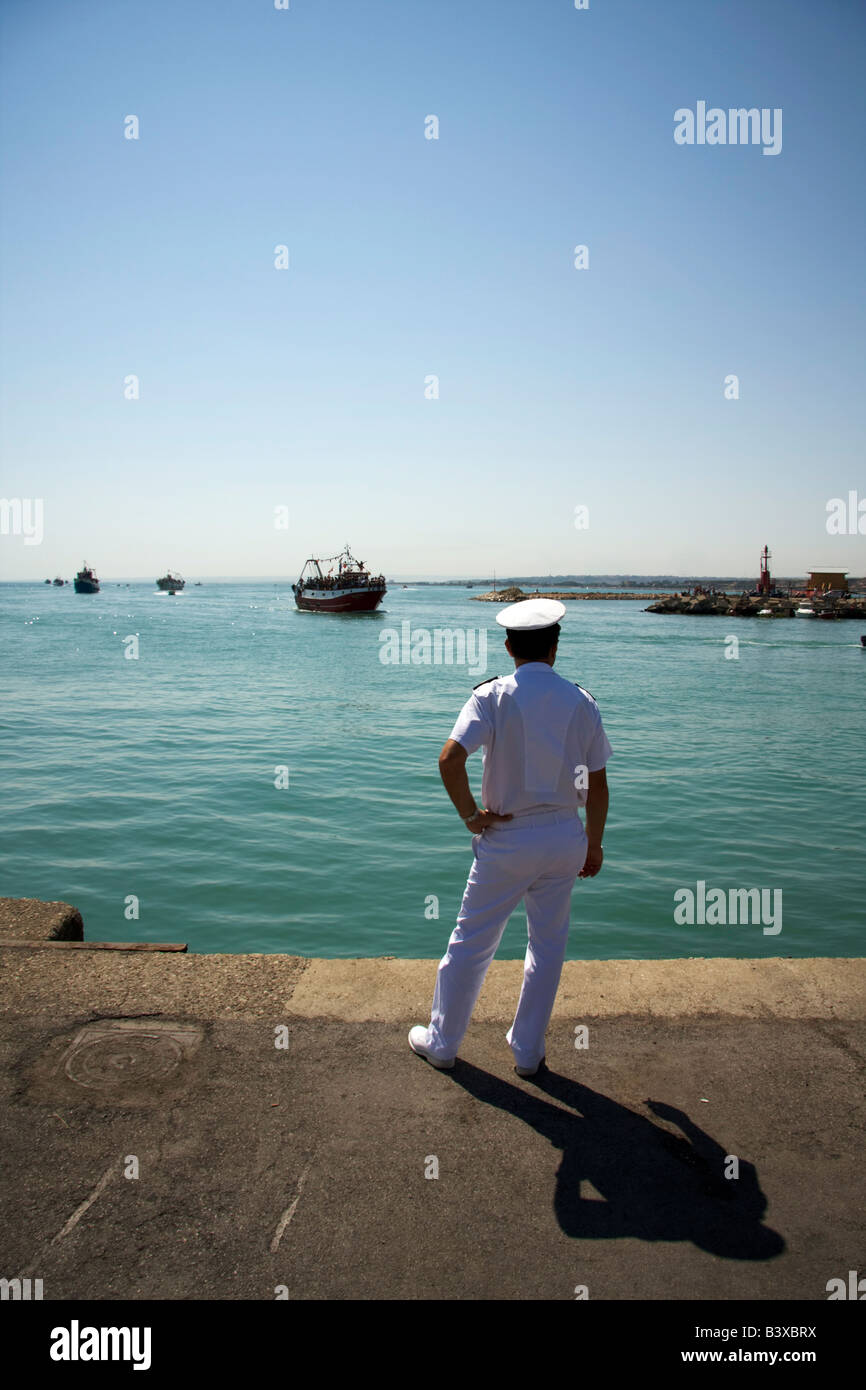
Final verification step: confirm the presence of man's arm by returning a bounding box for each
[579,767,608,878]
[438,739,511,832]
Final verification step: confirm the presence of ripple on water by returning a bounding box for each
[2,583,863,957]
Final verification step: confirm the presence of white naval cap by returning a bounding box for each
[495,597,566,630]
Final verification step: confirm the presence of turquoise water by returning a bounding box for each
[2,580,864,958]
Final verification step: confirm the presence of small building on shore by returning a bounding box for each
[808,569,849,594]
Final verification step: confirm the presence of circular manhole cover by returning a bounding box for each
[64,1032,184,1090]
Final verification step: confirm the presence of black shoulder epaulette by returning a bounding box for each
[574,682,595,700]
[473,675,499,690]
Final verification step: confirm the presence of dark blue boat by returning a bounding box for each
[73,565,99,594]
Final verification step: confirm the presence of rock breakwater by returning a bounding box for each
[647,593,866,619]
[472,587,668,603]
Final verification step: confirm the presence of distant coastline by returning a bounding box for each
[417,573,866,592]
[7,573,865,593]
[472,587,667,602]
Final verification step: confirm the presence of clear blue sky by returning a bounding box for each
[1,0,864,579]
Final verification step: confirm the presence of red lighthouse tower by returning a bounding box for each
[757,544,772,595]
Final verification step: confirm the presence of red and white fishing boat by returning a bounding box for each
[292,546,386,613]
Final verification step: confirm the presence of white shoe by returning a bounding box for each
[514,1056,545,1078]
[408,1026,455,1070]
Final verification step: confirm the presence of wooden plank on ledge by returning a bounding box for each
[0,940,188,952]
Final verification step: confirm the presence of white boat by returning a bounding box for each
[795,606,815,617]
[758,608,772,616]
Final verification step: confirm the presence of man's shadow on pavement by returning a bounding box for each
[449,1062,785,1260]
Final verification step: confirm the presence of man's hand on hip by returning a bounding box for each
[465,808,513,833]
[579,844,603,878]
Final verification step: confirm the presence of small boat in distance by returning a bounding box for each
[795,605,815,617]
[292,546,386,613]
[74,565,99,594]
[53,577,66,586]
[157,571,185,593]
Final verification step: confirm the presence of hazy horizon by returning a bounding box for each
[5,567,859,585]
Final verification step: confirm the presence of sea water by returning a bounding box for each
[1,580,863,958]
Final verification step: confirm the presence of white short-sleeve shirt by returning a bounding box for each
[448,662,612,819]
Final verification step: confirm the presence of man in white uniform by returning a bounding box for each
[409,598,611,1076]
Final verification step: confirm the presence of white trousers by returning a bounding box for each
[425,809,588,1066]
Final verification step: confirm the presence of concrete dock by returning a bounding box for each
[1,902,864,1301]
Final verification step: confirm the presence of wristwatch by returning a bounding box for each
[463,808,479,824]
